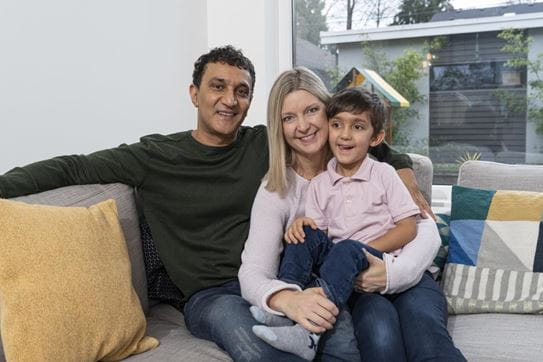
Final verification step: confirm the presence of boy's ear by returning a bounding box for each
[370,129,386,147]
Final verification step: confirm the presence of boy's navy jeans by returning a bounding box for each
[279,226,383,306]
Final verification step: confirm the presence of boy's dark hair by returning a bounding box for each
[192,45,256,93]
[326,87,388,136]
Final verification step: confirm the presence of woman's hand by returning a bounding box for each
[354,250,387,293]
[284,217,317,244]
[396,168,435,220]
[268,287,338,333]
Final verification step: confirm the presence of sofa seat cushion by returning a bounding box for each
[448,313,543,362]
[124,304,231,362]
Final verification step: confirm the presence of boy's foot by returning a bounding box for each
[250,306,294,327]
[252,324,320,361]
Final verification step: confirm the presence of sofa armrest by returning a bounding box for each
[407,153,433,205]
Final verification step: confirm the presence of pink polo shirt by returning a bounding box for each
[305,156,420,246]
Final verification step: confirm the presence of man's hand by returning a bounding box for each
[284,217,317,244]
[396,168,435,220]
[268,288,338,333]
[354,250,387,293]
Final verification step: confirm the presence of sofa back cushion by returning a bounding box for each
[408,153,433,204]
[10,183,148,313]
[458,160,543,192]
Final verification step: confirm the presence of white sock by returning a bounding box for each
[252,324,320,361]
[250,306,294,327]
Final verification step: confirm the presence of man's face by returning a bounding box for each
[190,62,253,146]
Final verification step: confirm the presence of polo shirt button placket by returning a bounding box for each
[344,179,355,218]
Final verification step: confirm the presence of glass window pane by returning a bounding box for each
[292,0,543,185]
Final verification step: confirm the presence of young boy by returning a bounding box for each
[251,87,420,360]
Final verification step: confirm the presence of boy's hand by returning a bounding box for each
[284,217,317,244]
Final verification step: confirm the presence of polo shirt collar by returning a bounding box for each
[327,156,374,185]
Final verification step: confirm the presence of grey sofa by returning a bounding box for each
[446,160,543,362]
[2,156,540,361]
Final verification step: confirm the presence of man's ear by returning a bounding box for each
[189,84,199,107]
[370,129,386,147]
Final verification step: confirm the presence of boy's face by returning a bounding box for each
[189,62,252,146]
[328,111,385,177]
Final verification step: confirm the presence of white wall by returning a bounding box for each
[206,0,292,126]
[0,0,292,173]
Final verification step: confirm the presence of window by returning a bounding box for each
[430,62,525,91]
[293,0,543,185]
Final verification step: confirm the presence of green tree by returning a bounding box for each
[362,44,425,145]
[498,28,543,134]
[392,0,453,25]
[295,0,328,46]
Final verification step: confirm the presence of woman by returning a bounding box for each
[239,67,465,361]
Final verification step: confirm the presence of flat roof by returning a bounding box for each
[321,12,543,45]
[431,3,543,21]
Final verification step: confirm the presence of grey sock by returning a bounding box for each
[250,306,294,327]
[252,324,320,361]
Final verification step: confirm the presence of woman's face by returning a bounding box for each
[281,90,329,160]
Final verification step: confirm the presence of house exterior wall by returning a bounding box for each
[335,28,543,163]
[527,28,543,163]
[337,39,429,149]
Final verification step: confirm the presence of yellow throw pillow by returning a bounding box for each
[0,198,158,361]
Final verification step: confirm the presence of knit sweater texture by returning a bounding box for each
[0,125,413,303]
[239,168,440,314]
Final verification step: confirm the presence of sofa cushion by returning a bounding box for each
[0,198,158,361]
[407,153,433,204]
[11,183,148,313]
[458,160,543,192]
[431,213,450,280]
[141,218,183,311]
[448,314,543,361]
[442,185,543,314]
[123,304,231,362]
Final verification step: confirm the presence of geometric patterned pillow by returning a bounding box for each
[442,185,543,314]
[431,213,450,280]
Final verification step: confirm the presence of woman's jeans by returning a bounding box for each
[183,280,361,362]
[278,227,466,362]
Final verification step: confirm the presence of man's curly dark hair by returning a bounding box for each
[192,45,256,93]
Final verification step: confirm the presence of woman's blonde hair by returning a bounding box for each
[265,67,330,196]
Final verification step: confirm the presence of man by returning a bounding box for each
[0,45,430,361]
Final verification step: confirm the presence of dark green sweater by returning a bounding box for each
[0,125,412,303]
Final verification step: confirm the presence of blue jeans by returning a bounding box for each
[349,273,466,362]
[279,227,465,362]
[183,280,361,362]
[279,227,382,306]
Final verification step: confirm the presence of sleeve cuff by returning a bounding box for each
[261,283,302,316]
[392,208,420,223]
[381,253,394,294]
